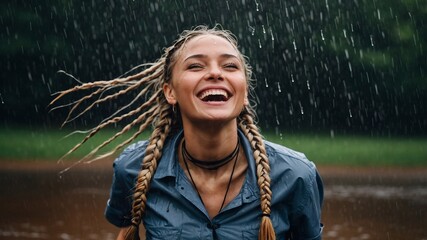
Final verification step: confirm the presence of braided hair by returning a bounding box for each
[52,25,275,240]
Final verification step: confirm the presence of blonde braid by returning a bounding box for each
[239,108,276,240]
[124,97,172,240]
[50,59,166,166]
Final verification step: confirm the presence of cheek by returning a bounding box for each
[235,75,248,92]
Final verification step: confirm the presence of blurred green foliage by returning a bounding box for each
[1,127,426,166]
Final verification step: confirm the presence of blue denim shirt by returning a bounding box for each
[105,130,323,239]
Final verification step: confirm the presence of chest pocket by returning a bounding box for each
[145,227,182,240]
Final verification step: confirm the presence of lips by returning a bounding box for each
[198,89,230,102]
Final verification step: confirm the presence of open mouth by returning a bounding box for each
[198,89,230,102]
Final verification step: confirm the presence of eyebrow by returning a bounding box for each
[183,53,239,62]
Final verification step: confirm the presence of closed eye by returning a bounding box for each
[188,63,204,70]
[223,63,239,69]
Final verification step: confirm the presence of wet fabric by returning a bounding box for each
[105,130,324,239]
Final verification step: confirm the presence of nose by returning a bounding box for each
[206,64,223,81]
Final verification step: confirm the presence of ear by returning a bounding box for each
[163,83,177,104]
[243,92,249,106]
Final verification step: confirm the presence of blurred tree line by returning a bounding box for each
[1,0,426,135]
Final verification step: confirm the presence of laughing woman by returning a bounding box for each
[52,25,323,240]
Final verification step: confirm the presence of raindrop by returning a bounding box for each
[270,29,275,41]
[262,25,266,34]
[370,34,375,47]
[264,78,269,88]
[274,104,280,125]
[321,29,325,41]
[293,40,297,52]
[299,101,304,115]
[345,49,349,59]
[306,80,311,90]
[0,93,4,104]
[250,25,255,36]
[277,82,282,92]
[258,39,262,48]
[330,129,335,138]
[255,0,260,11]
[180,12,184,22]
[291,74,295,83]
[226,1,230,10]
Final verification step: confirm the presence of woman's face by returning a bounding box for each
[163,34,248,127]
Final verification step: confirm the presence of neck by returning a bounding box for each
[182,138,240,170]
[182,122,239,162]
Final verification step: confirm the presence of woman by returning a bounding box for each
[52,25,323,240]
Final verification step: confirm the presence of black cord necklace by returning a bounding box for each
[182,138,240,170]
[181,139,240,215]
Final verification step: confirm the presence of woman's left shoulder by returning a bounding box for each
[264,140,318,179]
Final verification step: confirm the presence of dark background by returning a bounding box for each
[1,0,426,136]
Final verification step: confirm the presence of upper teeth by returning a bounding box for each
[199,89,228,99]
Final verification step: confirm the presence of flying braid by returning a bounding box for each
[239,107,276,240]
[123,96,172,240]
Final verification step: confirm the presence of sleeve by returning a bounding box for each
[104,142,146,227]
[289,164,324,240]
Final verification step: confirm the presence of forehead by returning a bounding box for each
[179,34,239,58]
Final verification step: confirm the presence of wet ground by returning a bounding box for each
[0,161,426,240]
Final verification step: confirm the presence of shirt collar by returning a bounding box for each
[154,130,183,180]
[154,129,259,195]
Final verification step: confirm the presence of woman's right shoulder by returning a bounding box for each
[113,140,149,173]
